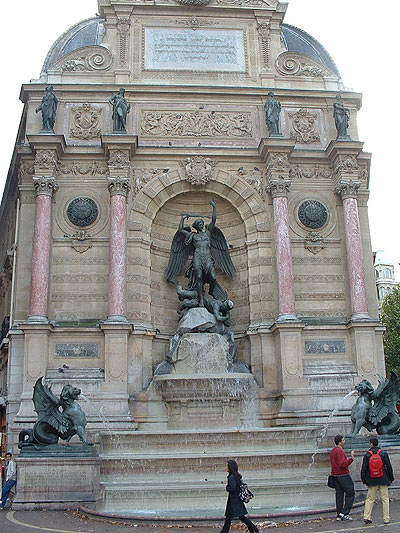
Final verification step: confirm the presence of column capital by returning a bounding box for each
[335,179,361,200]
[266,175,291,199]
[108,175,131,197]
[32,176,59,196]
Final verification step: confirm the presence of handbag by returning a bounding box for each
[327,474,336,489]
[239,481,254,503]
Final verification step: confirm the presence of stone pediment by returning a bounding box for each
[276,51,336,78]
[50,45,113,73]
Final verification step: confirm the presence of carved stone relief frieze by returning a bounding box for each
[216,0,273,5]
[289,165,332,181]
[276,52,332,78]
[332,155,358,177]
[140,110,253,138]
[58,160,108,176]
[34,150,58,171]
[18,160,35,181]
[56,46,113,72]
[70,103,102,139]
[235,167,263,196]
[132,168,164,195]
[288,109,320,144]
[175,17,216,30]
[179,156,217,185]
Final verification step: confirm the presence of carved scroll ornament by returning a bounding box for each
[53,46,113,72]
[276,52,332,78]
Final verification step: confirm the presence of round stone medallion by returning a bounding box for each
[298,200,328,229]
[66,197,98,227]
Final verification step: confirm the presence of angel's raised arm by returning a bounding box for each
[178,214,191,235]
[208,200,217,233]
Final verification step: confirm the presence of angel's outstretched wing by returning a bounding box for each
[369,372,400,426]
[165,227,193,283]
[209,225,236,277]
[33,377,71,435]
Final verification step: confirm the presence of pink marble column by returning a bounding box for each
[29,176,58,321]
[336,180,369,319]
[107,176,130,322]
[267,177,297,321]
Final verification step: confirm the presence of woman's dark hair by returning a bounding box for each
[227,459,242,480]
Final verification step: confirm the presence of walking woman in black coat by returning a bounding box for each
[219,460,259,533]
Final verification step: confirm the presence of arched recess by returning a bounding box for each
[126,168,274,365]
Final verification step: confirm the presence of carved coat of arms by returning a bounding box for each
[180,156,216,185]
[70,103,102,139]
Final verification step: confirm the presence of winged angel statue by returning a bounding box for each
[350,372,400,437]
[165,200,235,309]
[18,377,92,448]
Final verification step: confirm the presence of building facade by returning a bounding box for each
[374,250,398,314]
[0,0,384,454]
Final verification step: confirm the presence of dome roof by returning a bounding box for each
[42,17,340,79]
[42,17,105,73]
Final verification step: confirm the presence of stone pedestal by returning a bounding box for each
[13,452,102,510]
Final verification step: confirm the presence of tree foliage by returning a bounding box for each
[381,285,400,375]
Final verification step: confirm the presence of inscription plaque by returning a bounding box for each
[55,343,98,358]
[305,340,346,354]
[145,28,245,72]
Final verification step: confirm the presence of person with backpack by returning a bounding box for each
[330,435,355,521]
[361,437,394,525]
[219,460,259,533]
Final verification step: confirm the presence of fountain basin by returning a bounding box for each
[154,373,254,429]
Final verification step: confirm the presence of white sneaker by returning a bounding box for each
[336,514,344,521]
[342,515,353,521]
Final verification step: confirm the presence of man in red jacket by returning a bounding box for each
[330,434,355,521]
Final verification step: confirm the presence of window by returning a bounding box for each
[384,268,392,279]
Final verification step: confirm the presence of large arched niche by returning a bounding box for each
[150,191,249,338]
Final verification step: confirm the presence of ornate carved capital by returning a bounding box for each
[335,179,361,200]
[266,176,291,198]
[33,176,59,196]
[117,17,131,34]
[108,176,131,197]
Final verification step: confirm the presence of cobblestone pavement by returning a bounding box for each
[1,502,400,533]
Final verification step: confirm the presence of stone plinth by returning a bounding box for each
[172,333,229,374]
[13,452,101,510]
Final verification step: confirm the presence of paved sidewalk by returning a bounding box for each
[1,501,400,533]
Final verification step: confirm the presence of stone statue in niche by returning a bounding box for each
[349,372,400,437]
[109,87,130,133]
[18,377,93,449]
[35,86,58,133]
[333,94,351,139]
[264,91,282,136]
[155,201,248,375]
[165,200,236,307]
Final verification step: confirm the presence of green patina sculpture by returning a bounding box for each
[165,200,236,308]
[333,94,350,139]
[35,86,58,133]
[109,87,130,133]
[18,377,93,449]
[350,372,400,437]
[264,91,281,136]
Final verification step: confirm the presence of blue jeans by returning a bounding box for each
[1,479,16,508]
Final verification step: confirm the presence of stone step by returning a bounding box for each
[99,450,330,480]
[99,478,333,516]
[99,426,322,454]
